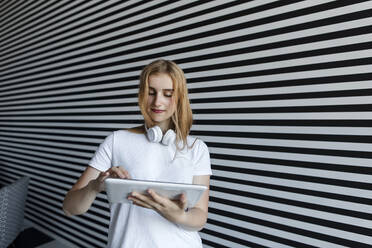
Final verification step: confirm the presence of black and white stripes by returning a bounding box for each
[1,0,372,247]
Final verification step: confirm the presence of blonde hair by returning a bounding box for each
[138,59,193,148]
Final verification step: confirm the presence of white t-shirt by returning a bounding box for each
[89,130,212,248]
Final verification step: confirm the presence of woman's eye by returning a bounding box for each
[149,92,156,95]
[164,94,172,97]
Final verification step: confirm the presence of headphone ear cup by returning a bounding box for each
[147,126,163,143]
[162,129,176,146]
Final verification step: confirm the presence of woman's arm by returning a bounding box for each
[128,175,211,231]
[174,175,210,231]
[63,166,130,216]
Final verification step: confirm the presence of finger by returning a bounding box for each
[116,170,127,179]
[99,171,110,182]
[147,189,166,207]
[117,166,131,179]
[123,170,131,179]
[113,166,131,179]
[118,168,131,179]
[179,194,187,210]
[132,192,161,210]
[130,198,153,209]
[110,167,125,179]
[133,200,154,209]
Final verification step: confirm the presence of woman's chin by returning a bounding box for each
[149,116,171,126]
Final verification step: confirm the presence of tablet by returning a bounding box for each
[104,178,207,208]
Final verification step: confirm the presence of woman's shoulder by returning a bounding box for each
[110,126,145,139]
[109,126,146,147]
[113,125,145,135]
[186,135,208,152]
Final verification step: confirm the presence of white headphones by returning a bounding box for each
[146,125,176,146]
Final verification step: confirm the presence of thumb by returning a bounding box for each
[99,171,110,182]
[179,194,187,209]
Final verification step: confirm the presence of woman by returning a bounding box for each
[63,59,212,248]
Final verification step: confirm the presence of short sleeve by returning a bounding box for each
[88,133,114,172]
[193,139,212,176]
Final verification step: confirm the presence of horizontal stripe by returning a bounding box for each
[2,1,372,247]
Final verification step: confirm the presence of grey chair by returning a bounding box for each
[0,176,30,248]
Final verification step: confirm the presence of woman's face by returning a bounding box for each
[146,73,176,130]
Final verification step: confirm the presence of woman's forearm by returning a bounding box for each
[176,207,208,231]
[63,180,98,216]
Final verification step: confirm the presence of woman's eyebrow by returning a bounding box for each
[149,87,174,91]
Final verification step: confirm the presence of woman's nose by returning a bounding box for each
[153,94,163,106]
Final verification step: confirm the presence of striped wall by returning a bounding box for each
[1,0,372,247]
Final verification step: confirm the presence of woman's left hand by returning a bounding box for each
[128,189,187,224]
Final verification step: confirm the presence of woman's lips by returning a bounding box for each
[152,109,165,113]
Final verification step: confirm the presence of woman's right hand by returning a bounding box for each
[90,166,131,193]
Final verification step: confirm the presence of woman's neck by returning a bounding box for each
[127,125,145,134]
[156,120,171,134]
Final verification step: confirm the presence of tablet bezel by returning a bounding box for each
[104,178,207,208]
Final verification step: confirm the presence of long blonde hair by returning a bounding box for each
[138,59,193,148]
